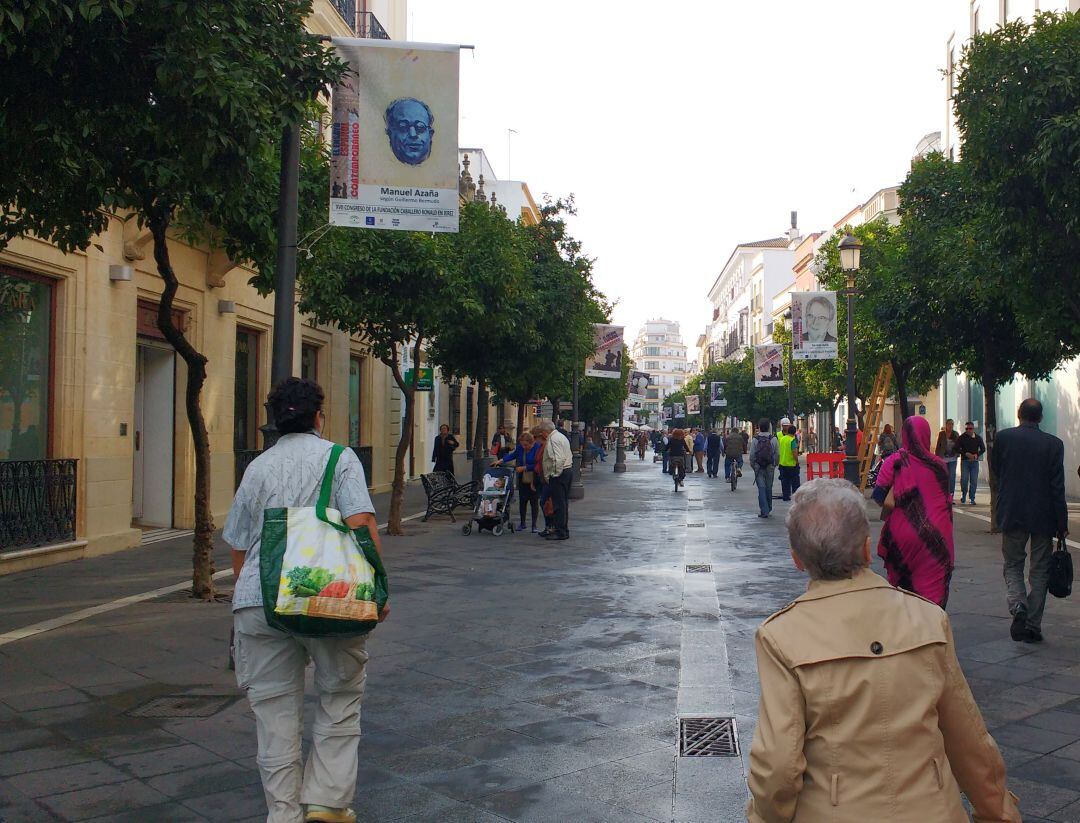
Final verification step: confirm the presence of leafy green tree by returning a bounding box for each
[0,0,340,597]
[954,11,1080,349]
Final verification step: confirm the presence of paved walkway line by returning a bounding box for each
[0,511,426,648]
[953,507,1080,550]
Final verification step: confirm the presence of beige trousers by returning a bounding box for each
[233,607,368,823]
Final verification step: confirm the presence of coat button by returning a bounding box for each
[870,641,883,655]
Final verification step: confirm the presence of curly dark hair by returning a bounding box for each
[268,377,324,435]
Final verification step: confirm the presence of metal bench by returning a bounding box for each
[420,471,476,522]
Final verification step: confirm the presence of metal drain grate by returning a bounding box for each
[679,716,739,757]
[686,522,705,528]
[127,693,239,719]
[685,564,712,573]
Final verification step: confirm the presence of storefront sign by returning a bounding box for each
[403,367,433,391]
[330,39,460,233]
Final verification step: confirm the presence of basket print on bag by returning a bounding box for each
[260,443,388,637]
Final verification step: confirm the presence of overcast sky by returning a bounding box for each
[409,0,949,358]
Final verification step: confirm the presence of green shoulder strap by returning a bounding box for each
[316,443,350,532]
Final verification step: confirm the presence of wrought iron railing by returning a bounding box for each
[0,459,78,551]
[332,0,357,31]
[358,11,390,39]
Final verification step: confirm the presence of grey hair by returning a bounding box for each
[786,479,869,580]
[536,419,556,433]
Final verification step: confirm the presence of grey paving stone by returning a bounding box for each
[144,760,259,798]
[82,803,210,822]
[991,722,1080,755]
[79,730,188,759]
[0,743,95,777]
[36,779,168,821]
[179,781,268,822]
[475,779,654,822]
[8,758,131,798]
[414,762,533,802]
[0,728,56,754]
[1013,754,1080,791]
[108,742,225,778]
[378,744,478,777]
[2,687,91,713]
[1006,776,1080,819]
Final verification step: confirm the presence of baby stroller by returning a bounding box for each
[462,466,516,537]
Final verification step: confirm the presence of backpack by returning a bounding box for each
[751,434,774,469]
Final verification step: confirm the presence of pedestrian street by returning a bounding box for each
[3,458,1080,821]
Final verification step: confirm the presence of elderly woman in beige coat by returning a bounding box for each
[747,479,1020,823]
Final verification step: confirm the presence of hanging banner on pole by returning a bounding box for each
[329,39,460,233]
[754,344,785,387]
[628,371,651,403]
[673,402,686,418]
[686,394,700,414]
[585,324,624,378]
[791,291,838,360]
[710,382,727,407]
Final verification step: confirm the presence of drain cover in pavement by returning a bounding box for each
[686,522,705,528]
[685,564,712,573]
[127,693,239,719]
[679,716,739,757]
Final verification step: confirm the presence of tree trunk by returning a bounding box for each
[472,379,489,484]
[892,359,912,420]
[385,336,423,535]
[516,389,530,439]
[982,373,1000,533]
[148,213,215,600]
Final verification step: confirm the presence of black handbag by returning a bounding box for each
[1049,537,1073,599]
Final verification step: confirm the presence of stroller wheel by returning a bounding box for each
[461,524,472,536]
[492,524,504,537]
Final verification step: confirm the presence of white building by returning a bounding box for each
[630,319,688,420]
[939,0,1080,498]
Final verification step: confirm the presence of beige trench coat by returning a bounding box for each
[747,568,1021,823]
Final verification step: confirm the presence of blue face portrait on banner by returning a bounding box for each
[384,98,435,166]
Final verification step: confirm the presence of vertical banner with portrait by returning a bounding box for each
[585,324,625,379]
[791,291,838,360]
[754,344,786,387]
[686,394,700,415]
[329,39,460,233]
[628,371,651,403]
[710,381,727,407]
[673,402,686,419]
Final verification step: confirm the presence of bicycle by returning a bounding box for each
[672,456,686,492]
[726,457,741,492]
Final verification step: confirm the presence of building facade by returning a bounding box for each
[630,319,688,421]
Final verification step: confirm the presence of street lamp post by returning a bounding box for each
[838,233,862,486]
[570,369,585,499]
[614,402,627,473]
[783,308,795,421]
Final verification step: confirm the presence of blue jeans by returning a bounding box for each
[662,451,669,473]
[946,459,958,497]
[755,466,775,516]
[778,465,801,500]
[724,455,743,479]
[706,452,721,477]
[960,459,980,503]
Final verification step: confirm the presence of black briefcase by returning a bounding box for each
[1049,538,1073,599]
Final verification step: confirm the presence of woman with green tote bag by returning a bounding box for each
[224,378,388,823]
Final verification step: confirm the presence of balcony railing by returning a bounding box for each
[332,0,357,31]
[358,11,390,39]
[0,459,78,551]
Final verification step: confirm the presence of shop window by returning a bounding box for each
[301,342,320,383]
[349,355,363,447]
[0,270,52,460]
[234,328,261,451]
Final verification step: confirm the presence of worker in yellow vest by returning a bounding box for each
[777,422,801,501]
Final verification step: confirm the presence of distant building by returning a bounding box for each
[630,319,688,420]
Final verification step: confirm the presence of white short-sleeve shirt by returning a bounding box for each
[223,432,374,611]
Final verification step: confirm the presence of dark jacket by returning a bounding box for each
[957,432,986,461]
[991,422,1068,537]
[935,429,960,461]
[431,433,458,473]
[706,432,723,455]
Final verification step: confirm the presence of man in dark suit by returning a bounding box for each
[991,398,1069,643]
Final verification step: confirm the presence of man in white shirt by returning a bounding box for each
[539,419,573,541]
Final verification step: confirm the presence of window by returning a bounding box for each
[348,355,363,447]
[234,328,261,451]
[301,342,320,382]
[644,346,660,356]
[645,361,659,370]
[0,269,53,460]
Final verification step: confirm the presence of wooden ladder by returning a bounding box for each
[858,363,893,490]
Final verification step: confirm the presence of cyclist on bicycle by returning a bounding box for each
[723,428,745,481]
[667,427,690,487]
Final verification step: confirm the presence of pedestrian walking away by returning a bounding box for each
[539,419,573,540]
[877,423,900,461]
[667,427,690,490]
[637,430,649,461]
[935,418,961,498]
[693,429,706,472]
[992,398,1069,644]
[777,423,801,501]
[749,419,779,518]
[748,480,1021,823]
[705,428,723,478]
[956,421,986,505]
[431,423,459,475]
[222,378,388,823]
[493,431,541,532]
[871,415,955,608]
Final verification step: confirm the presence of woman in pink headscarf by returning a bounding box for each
[872,415,955,607]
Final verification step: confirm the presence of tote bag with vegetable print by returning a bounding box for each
[259,444,388,637]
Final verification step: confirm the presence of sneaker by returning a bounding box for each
[538,529,551,538]
[531,525,538,533]
[1010,605,1029,641]
[305,807,356,823]
[1024,627,1044,644]
[518,521,526,532]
